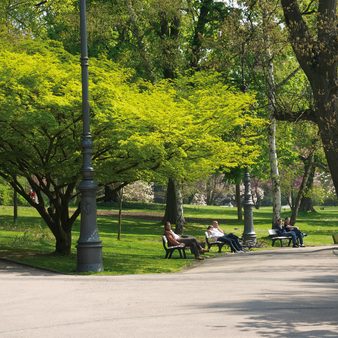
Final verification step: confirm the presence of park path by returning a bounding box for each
[1,246,338,338]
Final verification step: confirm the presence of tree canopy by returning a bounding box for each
[0,36,263,253]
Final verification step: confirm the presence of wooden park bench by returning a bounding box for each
[205,231,228,252]
[268,229,292,247]
[162,235,186,259]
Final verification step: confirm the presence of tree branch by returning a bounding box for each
[274,107,317,123]
[280,0,316,78]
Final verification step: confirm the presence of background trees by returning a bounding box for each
[0,0,336,250]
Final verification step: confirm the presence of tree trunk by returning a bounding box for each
[24,178,79,255]
[290,152,315,225]
[281,0,338,196]
[262,8,282,227]
[235,182,242,221]
[300,196,315,213]
[158,11,184,232]
[316,99,338,197]
[55,228,72,255]
[125,0,155,82]
[164,178,185,234]
[117,188,123,240]
[206,174,217,205]
[299,163,316,212]
[159,12,180,79]
[190,0,213,69]
[104,184,119,202]
[268,115,282,226]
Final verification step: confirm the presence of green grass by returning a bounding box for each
[1,204,338,275]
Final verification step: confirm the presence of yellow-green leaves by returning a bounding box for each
[0,37,265,188]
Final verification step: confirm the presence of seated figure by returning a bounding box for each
[284,217,305,247]
[207,220,243,253]
[164,221,206,260]
[274,218,298,247]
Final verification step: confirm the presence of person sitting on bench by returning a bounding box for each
[284,217,305,247]
[207,220,243,253]
[274,218,298,247]
[164,221,206,260]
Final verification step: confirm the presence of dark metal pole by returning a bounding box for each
[13,189,18,224]
[243,169,256,246]
[77,0,103,272]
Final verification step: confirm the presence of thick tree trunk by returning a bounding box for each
[164,178,185,234]
[281,0,338,196]
[55,229,72,255]
[104,184,119,202]
[299,196,315,213]
[316,98,338,197]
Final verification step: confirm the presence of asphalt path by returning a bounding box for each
[1,246,338,338]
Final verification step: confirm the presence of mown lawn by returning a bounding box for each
[0,204,337,275]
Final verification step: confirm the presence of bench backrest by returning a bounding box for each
[162,235,169,250]
[268,229,278,236]
[332,233,338,244]
[205,231,219,244]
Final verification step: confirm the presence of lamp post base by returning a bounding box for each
[77,241,103,272]
[242,232,257,247]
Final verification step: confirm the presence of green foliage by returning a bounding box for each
[0,39,82,186]
[175,72,266,167]
[0,178,28,206]
[0,179,12,205]
[0,36,265,245]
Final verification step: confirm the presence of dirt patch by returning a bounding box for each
[96,210,226,224]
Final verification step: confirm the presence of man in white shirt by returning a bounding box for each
[207,221,243,253]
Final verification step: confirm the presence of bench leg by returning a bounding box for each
[178,249,183,258]
[168,250,173,258]
[280,239,283,247]
[165,251,170,258]
[272,239,275,247]
[288,238,292,247]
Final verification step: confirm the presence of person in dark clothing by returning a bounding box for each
[274,218,298,247]
[284,217,305,247]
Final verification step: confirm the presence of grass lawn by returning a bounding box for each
[0,203,338,275]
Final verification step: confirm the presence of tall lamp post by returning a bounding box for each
[77,0,103,272]
[243,168,256,246]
